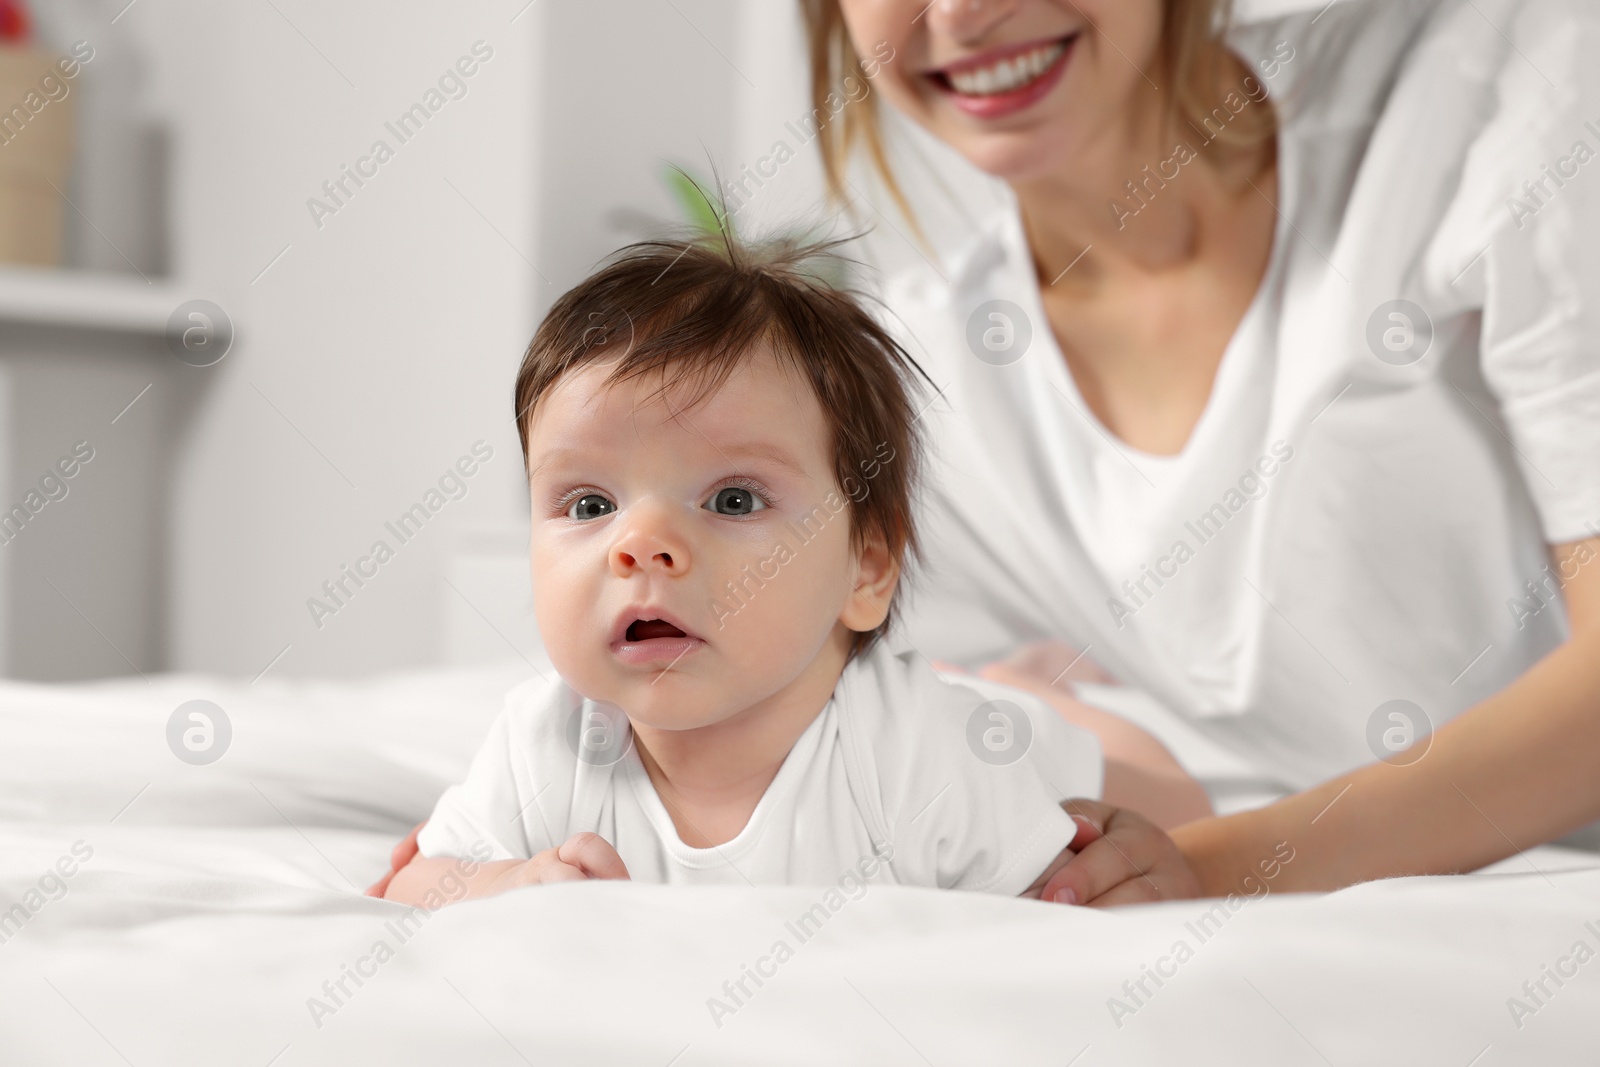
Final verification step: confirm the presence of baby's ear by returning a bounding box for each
[839,531,899,632]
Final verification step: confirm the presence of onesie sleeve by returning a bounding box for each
[416,676,567,862]
[1443,1,1600,544]
[841,648,1103,895]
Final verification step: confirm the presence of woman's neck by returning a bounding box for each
[1010,52,1275,288]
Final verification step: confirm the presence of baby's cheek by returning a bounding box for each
[724,531,850,648]
[530,554,598,676]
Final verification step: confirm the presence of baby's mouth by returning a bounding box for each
[614,614,704,668]
[626,619,688,642]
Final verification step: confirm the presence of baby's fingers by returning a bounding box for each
[391,821,425,869]
[364,821,426,898]
[534,861,588,884]
[557,832,631,880]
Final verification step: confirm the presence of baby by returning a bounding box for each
[384,230,1109,905]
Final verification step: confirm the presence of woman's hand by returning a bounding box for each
[365,820,426,898]
[1042,800,1202,907]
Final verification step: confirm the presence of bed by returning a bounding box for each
[2,661,1596,1065]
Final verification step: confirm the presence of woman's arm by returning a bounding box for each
[1031,687,1215,830]
[975,653,1215,830]
[1173,536,1600,894]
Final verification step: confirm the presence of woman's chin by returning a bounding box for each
[949,135,1075,186]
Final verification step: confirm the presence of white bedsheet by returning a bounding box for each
[2,665,1598,1065]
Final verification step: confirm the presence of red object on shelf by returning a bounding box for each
[0,1,30,43]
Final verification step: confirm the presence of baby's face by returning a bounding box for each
[524,346,889,732]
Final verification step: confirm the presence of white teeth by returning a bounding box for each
[947,40,1067,96]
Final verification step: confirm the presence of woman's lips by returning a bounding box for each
[930,34,1077,120]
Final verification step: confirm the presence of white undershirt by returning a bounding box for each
[418,641,1102,895]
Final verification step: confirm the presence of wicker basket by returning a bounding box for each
[0,46,75,267]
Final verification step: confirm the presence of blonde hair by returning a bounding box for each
[800,0,1276,217]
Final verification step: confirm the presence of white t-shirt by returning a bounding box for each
[884,0,1600,795]
[417,641,1102,896]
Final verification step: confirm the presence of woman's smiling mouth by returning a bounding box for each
[928,34,1078,119]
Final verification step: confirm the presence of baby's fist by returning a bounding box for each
[554,832,630,881]
[495,832,631,891]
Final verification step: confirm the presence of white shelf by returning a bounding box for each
[0,266,184,335]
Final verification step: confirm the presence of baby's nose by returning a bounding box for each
[614,546,677,572]
[608,509,690,577]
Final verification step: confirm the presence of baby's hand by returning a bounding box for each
[491,832,631,892]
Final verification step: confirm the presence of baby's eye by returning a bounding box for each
[566,493,616,521]
[704,485,767,516]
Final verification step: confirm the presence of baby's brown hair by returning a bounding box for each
[514,225,932,655]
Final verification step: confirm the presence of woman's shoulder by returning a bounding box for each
[872,201,1034,381]
[877,207,1019,312]
[1231,0,1593,136]
[1223,0,1444,135]
[1226,0,1599,296]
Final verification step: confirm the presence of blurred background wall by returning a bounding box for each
[0,0,1015,681]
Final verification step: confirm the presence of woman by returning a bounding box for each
[805,0,1600,904]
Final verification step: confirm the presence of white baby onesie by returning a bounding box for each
[417,640,1103,895]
